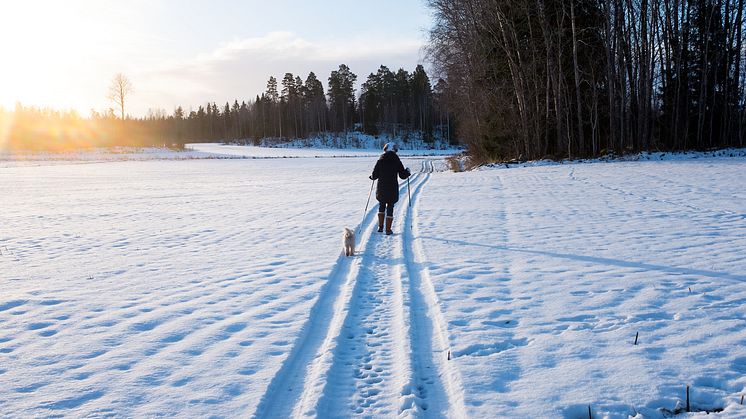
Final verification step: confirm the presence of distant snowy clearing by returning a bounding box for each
[1,147,745,417]
[190,142,460,159]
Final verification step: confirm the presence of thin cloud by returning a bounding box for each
[133,31,425,114]
[206,31,422,62]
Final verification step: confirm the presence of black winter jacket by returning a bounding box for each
[371,151,411,204]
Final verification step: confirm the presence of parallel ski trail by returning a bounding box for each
[254,160,464,418]
[252,194,381,418]
[399,160,467,418]
[313,169,428,417]
[313,225,409,416]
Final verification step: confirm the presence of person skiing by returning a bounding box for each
[369,142,411,235]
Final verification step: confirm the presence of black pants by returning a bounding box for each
[378,202,394,217]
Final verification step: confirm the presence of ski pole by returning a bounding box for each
[359,179,375,235]
[407,175,411,208]
[408,175,413,230]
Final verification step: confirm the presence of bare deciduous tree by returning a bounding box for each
[108,73,133,120]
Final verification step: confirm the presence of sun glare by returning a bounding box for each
[0,1,106,111]
[0,1,134,151]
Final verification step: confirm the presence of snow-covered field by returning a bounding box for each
[0,142,458,167]
[0,146,234,167]
[1,144,745,418]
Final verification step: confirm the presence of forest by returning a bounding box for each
[427,0,746,161]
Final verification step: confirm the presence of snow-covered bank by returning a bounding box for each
[253,132,459,152]
[480,147,746,170]
[1,150,745,417]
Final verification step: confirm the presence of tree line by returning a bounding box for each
[172,63,453,144]
[427,0,746,161]
[1,64,456,152]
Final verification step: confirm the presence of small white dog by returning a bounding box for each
[343,228,356,256]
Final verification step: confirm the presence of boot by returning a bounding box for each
[385,216,393,235]
[377,213,385,233]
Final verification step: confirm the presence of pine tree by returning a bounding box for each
[411,65,433,141]
[328,64,357,133]
[281,73,299,137]
[305,72,326,133]
[360,72,382,134]
[239,101,250,139]
[197,105,206,139]
[173,106,184,144]
[211,103,220,141]
[231,100,240,139]
[295,75,305,136]
[266,76,280,138]
[394,68,411,131]
[220,102,229,139]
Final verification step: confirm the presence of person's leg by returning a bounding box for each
[377,202,385,232]
[385,203,394,235]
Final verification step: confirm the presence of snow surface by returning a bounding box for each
[0,146,239,168]
[1,144,745,418]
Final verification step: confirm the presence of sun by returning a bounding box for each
[0,1,101,111]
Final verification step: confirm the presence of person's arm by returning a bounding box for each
[397,157,411,179]
[370,160,380,180]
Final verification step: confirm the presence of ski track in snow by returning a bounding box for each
[254,160,465,418]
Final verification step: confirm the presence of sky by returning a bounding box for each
[0,0,434,117]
